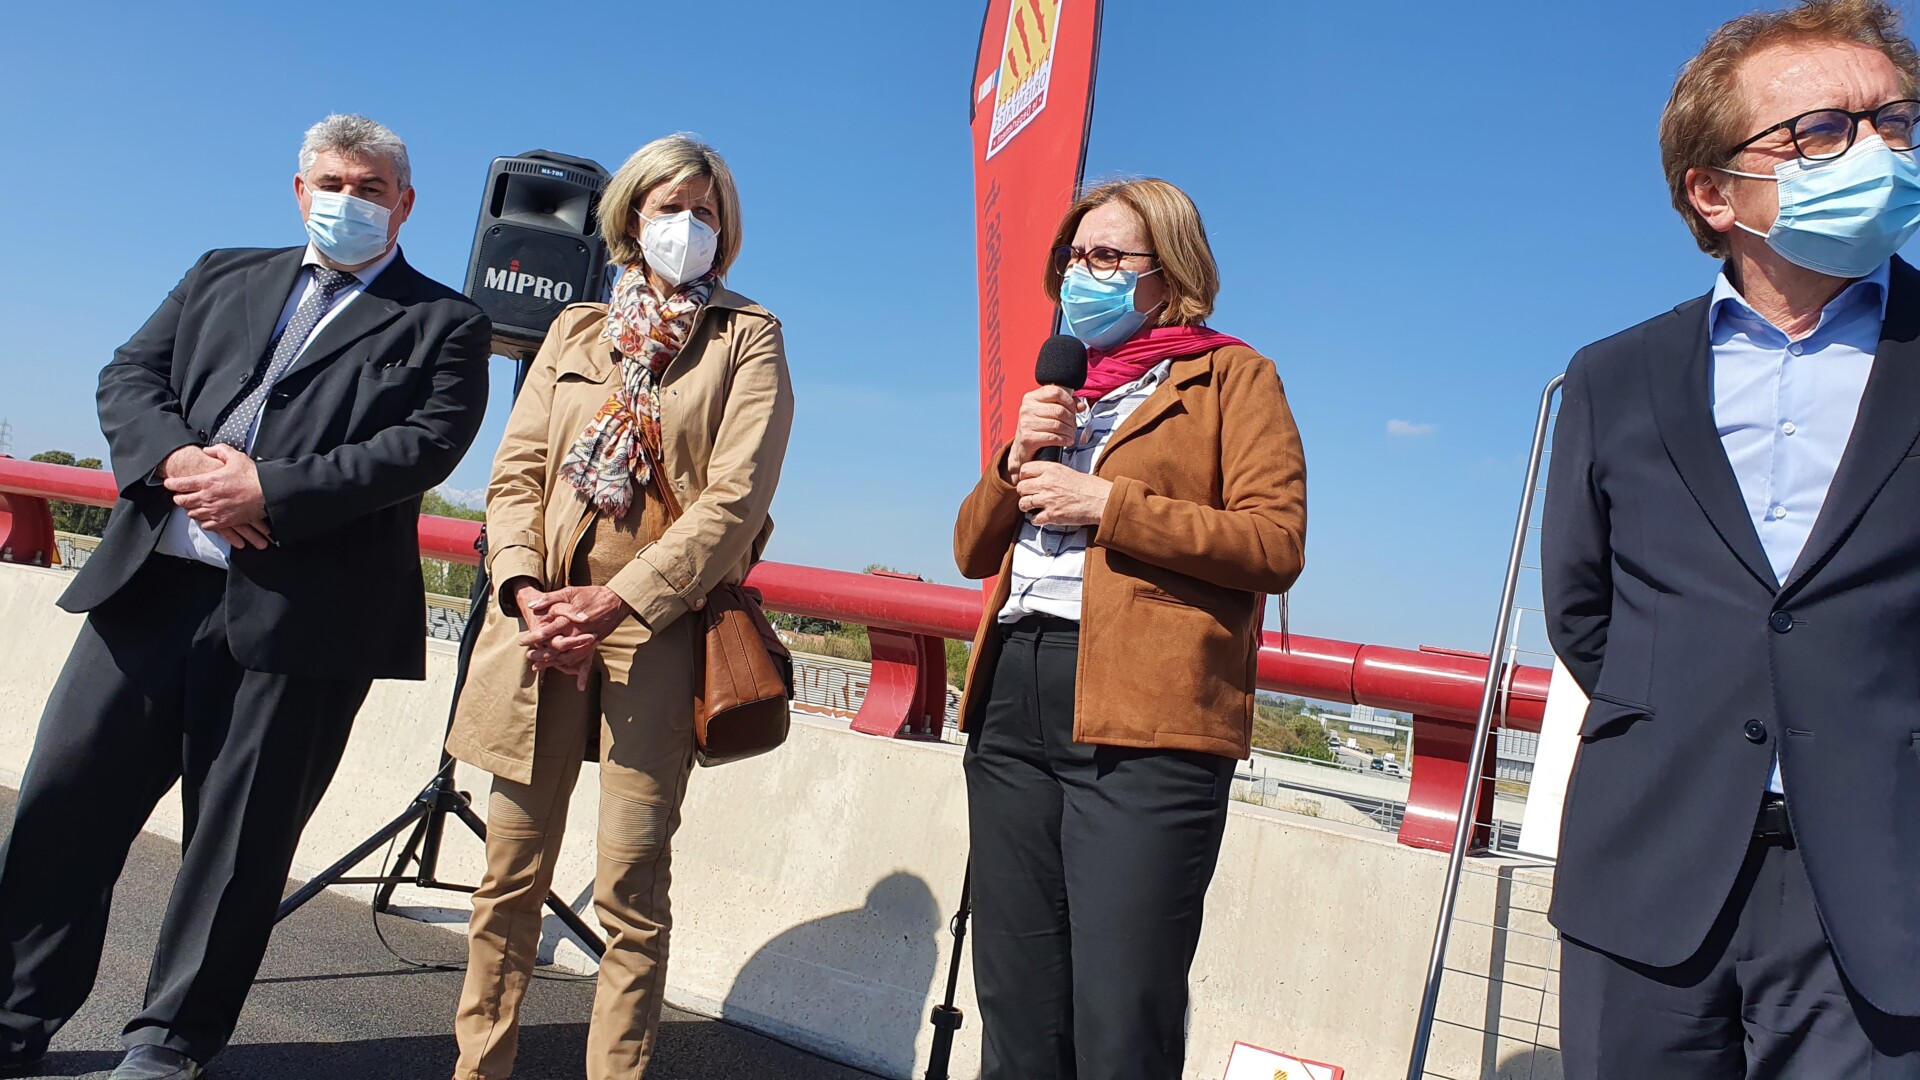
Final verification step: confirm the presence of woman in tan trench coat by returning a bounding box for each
[443,134,792,1080]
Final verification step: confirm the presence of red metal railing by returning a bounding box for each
[0,457,1552,851]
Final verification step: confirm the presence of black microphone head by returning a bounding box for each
[1034,334,1089,391]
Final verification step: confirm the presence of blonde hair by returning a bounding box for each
[1044,178,1220,326]
[598,134,743,276]
[1661,0,1920,257]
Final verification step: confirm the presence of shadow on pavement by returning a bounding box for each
[0,786,877,1080]
[18,1052,121,1078]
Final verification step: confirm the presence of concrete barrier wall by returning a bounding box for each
[0,564,1560,1080]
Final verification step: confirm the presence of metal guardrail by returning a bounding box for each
[0,456,1556,853]
[37,539,968,729]
[1407,376,1565,1080]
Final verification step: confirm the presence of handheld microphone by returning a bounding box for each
[1032,334,1088,465]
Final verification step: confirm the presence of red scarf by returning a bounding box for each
[1078,326,1251,400]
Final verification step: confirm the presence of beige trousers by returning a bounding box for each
[453,512,696,1080]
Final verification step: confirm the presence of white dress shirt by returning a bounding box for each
[156,243,398,567]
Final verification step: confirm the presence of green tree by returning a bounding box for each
[419,490,485,599]
[1253,696,1335,762]
[768,612,842,636]
[946,637,971,689]
[422,490,485,522]
[29,451,110,537]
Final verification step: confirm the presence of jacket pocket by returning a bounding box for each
[1133,584,1228,619]
[1109,587,1243,740]
[1580,691,1655,738]
[1911,732,1920,761]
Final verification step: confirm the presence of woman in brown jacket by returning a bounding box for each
[443,135,792,1080]
[952,177,1306,1080]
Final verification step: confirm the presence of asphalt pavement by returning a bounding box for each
[0,789,879,1080]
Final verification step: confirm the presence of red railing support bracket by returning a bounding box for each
[848,571,950,740]
[849,626,949,740]
[1398,711,1497,853]
[0,490,57,568]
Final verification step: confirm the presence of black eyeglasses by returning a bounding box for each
[1727,99,1920,162]
[1052,245,1156,280]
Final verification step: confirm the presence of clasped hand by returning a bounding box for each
[513,581,634,691]
[162,444,271,549]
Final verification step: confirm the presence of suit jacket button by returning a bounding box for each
[1744,719,1768,744]
[1769,610,1795,633]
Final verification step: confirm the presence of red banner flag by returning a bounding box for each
[969,0,1103,468]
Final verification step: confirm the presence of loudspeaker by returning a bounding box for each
[464,150,612,359]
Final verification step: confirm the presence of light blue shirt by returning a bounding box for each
[156,243,397,567]
[1708,259,1887,794]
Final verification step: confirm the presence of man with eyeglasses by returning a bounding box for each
[1542,1,1920,1076]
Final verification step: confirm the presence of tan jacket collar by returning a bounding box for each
[553,284,776,383]
[709,283,777,322]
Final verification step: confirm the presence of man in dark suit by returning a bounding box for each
[1544,3,1920,1076]
[0,114,490,1080]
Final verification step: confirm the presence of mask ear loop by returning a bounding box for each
[1132,264,1167,325]
[1137,296,1169,328]
[1713,165,1782,240]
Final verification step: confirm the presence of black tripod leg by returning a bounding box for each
[370,797,438,914]
[275,518,605,962]
[447,793,606,959]
[277,795,433,923]
[925,861,972,1080]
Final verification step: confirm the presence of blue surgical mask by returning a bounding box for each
[1059,264,1162,350]
[1722,134,1920,278]
[305,190,394,266]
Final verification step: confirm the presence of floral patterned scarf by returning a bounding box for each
[559,266,716,518]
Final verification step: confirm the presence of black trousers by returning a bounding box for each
[964,617,1234,1080]
[0,556,369,1063]
[1561,803,1920,1079]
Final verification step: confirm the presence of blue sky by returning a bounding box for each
[0,1,1869,653]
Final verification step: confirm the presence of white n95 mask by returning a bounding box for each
[639,210,718,287]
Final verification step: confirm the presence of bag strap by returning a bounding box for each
[636,430,684,524]
[634,409,765,583]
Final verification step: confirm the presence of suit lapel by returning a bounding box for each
[1648,292,1780,591]
[1780,257,1920,595]
[278,250,413,382]
[241,248,309,370]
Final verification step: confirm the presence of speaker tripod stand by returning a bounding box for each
[275,528,605,959]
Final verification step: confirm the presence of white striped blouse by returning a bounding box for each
[998,359,1174,624]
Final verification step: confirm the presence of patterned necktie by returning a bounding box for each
[212,267,358,449]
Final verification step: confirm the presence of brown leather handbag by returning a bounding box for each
[640,438,794,766]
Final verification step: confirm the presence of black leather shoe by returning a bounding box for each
[110,1045,203,1080]
[0,1047,46,1077]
